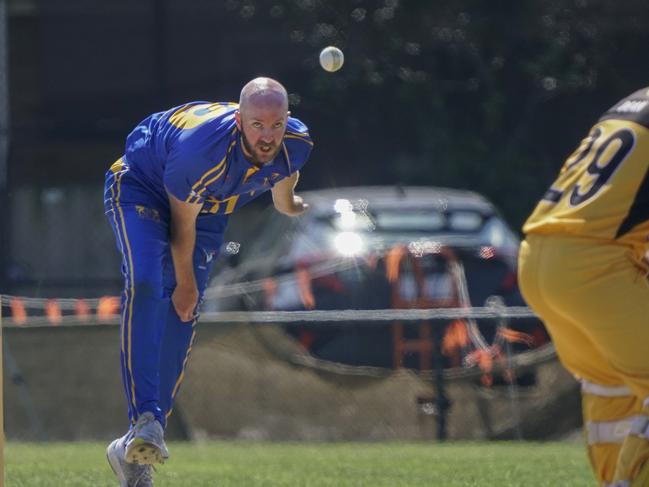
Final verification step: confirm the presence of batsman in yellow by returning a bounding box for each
[519,87,649,486]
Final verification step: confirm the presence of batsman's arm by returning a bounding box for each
[271,171,309,216]
[167,191,203,322]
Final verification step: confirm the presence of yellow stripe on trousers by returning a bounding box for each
[166,322,198,421]
[108,175,131,409]
[110,171,138,418]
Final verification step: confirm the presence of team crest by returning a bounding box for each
[135,205,160,222]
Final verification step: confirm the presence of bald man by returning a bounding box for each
[104,78,313,485]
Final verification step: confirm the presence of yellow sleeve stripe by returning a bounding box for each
[190,158,226,191]
[196,165,227,196]
[284,134,314,146]
[185,158,225,201]
[184,139,237,203]
[185,164,226,204]
[186,139,238,203]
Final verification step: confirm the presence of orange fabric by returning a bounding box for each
[296,266,315,310]
[442,320,470,355]
[75,299,91,320]
[481,374,494,387]
[298,330,316,350]
[466,348,497,386]
[10,297,27,325]
[470,349,494,372]
[385,246,407,283]
[45,299,62,325]
[262,278,278,309]
[97,295,120,319]
[442,320,470,367]
[498,327,535,346]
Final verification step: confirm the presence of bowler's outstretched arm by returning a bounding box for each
[271,171,308,216]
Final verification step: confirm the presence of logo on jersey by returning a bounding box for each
[135,205,161,222]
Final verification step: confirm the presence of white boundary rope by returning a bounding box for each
[201,307,537,322]
[0,306,537,328]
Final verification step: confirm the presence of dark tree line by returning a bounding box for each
[10,0,649,228]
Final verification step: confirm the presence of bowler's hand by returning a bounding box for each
[271,171,308,217]
[289,195,309,216]
[172,283,199,322]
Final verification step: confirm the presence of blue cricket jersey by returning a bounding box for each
[117,101,313,250]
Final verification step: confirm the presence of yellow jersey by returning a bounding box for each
[523,87,649,254]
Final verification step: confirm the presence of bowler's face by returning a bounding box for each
[237,105,288,165]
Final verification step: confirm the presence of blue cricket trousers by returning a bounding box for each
[104,161,216,428]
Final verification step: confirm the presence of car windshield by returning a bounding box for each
[327,208,485,233]
[234,201,520,272]
[318,205,519,259]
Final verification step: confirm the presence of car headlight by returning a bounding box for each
[333,232,364,257]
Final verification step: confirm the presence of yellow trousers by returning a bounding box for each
[519,235,649,486]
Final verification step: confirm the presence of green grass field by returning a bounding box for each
[6,441,594,486]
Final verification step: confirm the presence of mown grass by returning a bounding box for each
[6,440,594,486]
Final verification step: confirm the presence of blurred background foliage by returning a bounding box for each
[10,0,649,224]
[6,0,649,265]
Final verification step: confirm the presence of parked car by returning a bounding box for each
[205,186,548,371]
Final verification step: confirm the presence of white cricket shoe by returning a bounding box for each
[125,412,169,465]
[106,434,155,487]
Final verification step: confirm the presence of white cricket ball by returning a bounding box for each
[319,46,344,72]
